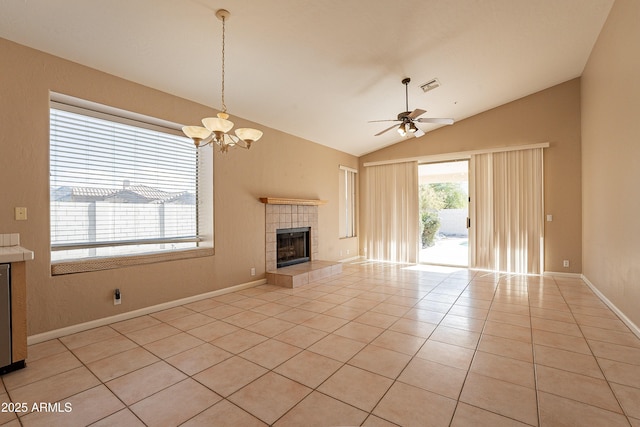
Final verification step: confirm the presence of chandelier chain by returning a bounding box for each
[220,15,227,113]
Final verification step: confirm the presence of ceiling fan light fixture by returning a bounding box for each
[397,122,407,136]
[370,77,455,138]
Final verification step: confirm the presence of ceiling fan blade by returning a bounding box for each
[374,124,399,136]
[415,117,455,125]
[407,109,426,119]
[368,119,400,123]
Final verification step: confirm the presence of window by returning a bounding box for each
[50,97,201,265]
[339,165,357,238]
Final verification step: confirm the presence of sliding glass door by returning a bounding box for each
[361,144,545,272]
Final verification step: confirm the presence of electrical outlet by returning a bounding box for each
[250,267,256,276]
[563,260,569,268]
[114,288,121,305]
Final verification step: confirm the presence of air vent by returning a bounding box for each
[420,78,441,93]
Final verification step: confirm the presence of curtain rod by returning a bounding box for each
[339,165,358,173]
[362,142,550,167]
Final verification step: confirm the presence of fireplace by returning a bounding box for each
[276,227,310,268]
[262,199,321,272]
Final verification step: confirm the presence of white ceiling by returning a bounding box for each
[0,0,614,156]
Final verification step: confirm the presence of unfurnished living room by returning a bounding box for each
[0,0,639,426]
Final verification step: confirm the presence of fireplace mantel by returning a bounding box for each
[259,197,327,206]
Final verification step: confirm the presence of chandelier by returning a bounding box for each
[182,9,263,152]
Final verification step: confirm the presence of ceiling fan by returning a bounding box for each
[370,77,454,137]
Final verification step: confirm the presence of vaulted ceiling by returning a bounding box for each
[0,0,614,156]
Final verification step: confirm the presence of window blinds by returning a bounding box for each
[50,104,199,261]
[339,166,357,238]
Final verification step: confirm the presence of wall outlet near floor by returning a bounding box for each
[563,260,570,268]
[114,288,121,305]
[250,267,256,276]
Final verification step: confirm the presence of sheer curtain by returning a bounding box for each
[471,148,544,274]
[363,161,419,263]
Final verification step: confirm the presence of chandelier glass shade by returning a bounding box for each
[182,9,263,152]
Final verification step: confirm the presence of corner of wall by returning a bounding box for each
[581,274,640,339]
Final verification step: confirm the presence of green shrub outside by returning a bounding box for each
[421,211,440,248]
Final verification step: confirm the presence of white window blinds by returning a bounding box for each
[50,102,199,261]
[339,166,357,238]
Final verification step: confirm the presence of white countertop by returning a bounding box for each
[0,246,35,263]
[0,234,34,263]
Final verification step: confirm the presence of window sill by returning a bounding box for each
[51,247,214,275]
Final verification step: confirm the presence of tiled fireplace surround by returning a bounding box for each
[265,203,319,272]
[263,200,342,287]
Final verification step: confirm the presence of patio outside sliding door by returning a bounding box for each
[418,160,469,267]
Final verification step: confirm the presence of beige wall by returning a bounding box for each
[0,38,359,335]
[582,0,640,328]
[359,79,583,274]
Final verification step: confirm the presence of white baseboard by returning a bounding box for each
[339,255,363,263]
[543,271,583,278]
[581,274,640,339]
[28,278,267,345]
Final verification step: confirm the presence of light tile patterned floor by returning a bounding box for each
[2,262,640,426]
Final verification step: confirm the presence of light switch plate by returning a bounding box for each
[15,207,27,221]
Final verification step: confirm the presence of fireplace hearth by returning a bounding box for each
[261,197,342,287]
[276,227,310,268]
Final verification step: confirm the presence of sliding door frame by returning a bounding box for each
[364,142,548,273]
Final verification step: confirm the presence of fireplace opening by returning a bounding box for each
[276,227,310,268]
